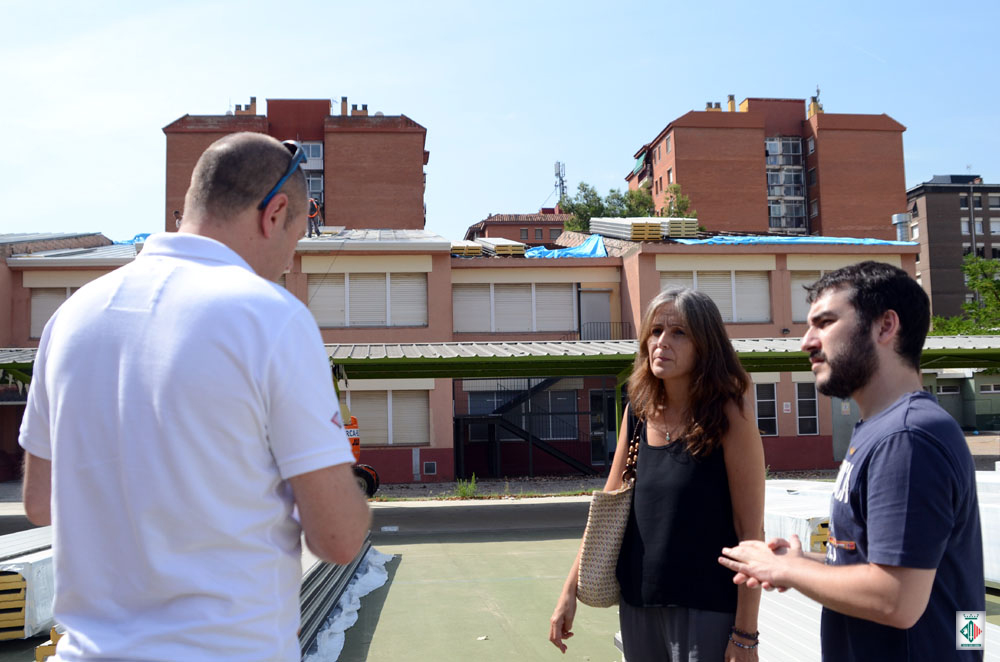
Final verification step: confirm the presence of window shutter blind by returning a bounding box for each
[348,273,387,326]
[30,288,67,339]
[390,273,427,326]
[453,284,491,331]
[391,391,430,445]
[307,275,345,327]
[734,271,771,322]
[535,283,575,331]
[351,392,389,445]
[790,271,821,322]
[696,271,733,322]
[493,284,532,332]
[659,271,694,291]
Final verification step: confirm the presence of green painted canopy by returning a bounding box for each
[4,336,1000,387]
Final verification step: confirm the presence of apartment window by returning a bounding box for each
[809,199,819,218]
[755,383,778,436]
[791,270,821,322]
[936,384,960,395]
[807,136,815,154]
[963,242,985,257]
[796,382,818,435]
[974,195,983,210]
[910,201,919,217]
[307,273,427,327]
[961,218,970,235]
[535,228,543,241]
[991,220,1000,235]
[341,389,430,446]
[306,172,323,194]
[990,194,1000,210]
[992,247,1000,259]
[807,169,817,187]
[665,134,672,154]
[659,270,770,322]
[452,282,576,333]
[667,168,673,185]
[979,383,1000,393]
[520,228,528,240]
[303,143,323,160]
[960,194,969,209]
[655,145,660,161]
[550,228,561,240]
[910,224,919,240]
[659,176,663,191]
[30,287,73,339]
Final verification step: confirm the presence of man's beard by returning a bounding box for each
[814,323,877,399]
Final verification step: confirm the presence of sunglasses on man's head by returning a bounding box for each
[258,140,308,210]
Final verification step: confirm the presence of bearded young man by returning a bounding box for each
[719,261,985,661]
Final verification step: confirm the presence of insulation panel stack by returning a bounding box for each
[589,217,662,241]
[661,217,699,238]
[474,238,526,256]
[450,240,483,256]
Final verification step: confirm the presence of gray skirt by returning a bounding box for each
[619,601,735,662]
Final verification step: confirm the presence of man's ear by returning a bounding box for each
[874,309,901,346]
[259,193,289,239]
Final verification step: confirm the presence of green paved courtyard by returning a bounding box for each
[339,529,622,662]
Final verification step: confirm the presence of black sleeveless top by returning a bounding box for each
[615,420,738,612]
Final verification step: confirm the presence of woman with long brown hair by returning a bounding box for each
[549,288,765,661]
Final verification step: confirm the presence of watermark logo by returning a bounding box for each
[956,611,985,650]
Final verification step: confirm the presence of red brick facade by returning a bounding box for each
[162,98,428,232]
[627,97,906,238]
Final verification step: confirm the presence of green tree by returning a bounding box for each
[929,255,1000,335]
[560,183,654,232]
[663,183,697,218]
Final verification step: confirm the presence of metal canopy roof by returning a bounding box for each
[4,336,1000,385]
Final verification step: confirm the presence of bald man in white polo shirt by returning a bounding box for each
[19,133,370,662]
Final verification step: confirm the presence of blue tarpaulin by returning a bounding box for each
[525,233,608,258]
[114,233,152,245]
[673,236,916,246]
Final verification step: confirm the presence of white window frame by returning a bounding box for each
[658,270,771,323]
[796,382,819,436]
[452,283,577,333]
[936,384,960,395]
[979,383,1000,393]
[341,388,430,446]
[308,272,427,328]
[30,287,73,339]
[755,383,778,437]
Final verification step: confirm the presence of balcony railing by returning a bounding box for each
[561,321,636,341]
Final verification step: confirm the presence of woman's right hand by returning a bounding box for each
[548,589,577,653]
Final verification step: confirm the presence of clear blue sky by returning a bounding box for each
[1,0,997,242]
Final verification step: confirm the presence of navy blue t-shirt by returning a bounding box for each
[822,391,984,661]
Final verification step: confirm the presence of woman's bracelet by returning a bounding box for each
[728,633,759,650]
[730,626,759,641]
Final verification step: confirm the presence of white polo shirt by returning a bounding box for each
[19,233,354,662]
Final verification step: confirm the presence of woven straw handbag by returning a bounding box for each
[576,418,641,608]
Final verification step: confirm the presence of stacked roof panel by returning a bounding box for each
[474,238,526,256]
[589,218,662,241]
[450,240,482,256]
[661,217,699,238]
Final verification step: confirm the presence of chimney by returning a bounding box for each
[234,96,257,116]
[341,96,348,116]
[727,94,735,112]
[891,213,911,242]
[713,102,721,110]
[360,104,368,117]
[351,104,358,116]
[705,102,713,110]
[808,96,824,118]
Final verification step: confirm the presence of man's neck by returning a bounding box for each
[852,361,923,420]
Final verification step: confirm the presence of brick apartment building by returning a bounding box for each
[463,209,572,245]
[163,97,429,232]
[907,174,1000,317]
[625,95,907,239]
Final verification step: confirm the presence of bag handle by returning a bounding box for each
[621,415,642,484]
